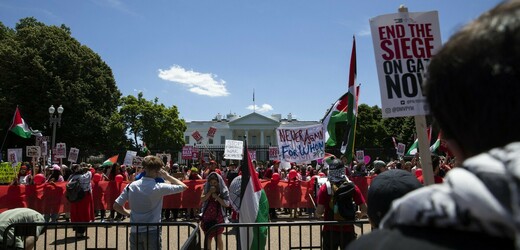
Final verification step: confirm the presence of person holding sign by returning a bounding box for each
[348,2,520,249]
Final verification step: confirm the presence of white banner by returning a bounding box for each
[276,124,325,163]
[68,148,80,163]
[370,11,442,118]
[123,150,137,166]
[224,140,243,160]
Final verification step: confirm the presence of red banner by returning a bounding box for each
[182,146,193,160]
[191,131,203,142]
[0,177,372,214]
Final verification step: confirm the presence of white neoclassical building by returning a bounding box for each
[183,112,320,163]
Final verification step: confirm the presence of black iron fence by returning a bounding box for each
[3,220,370,249]
[2,221,200,250]
[204,220,371,250]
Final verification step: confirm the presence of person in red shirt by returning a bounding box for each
[417,156,444,184]
[316,159,367,250]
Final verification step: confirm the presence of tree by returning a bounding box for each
[0,17,123,157]
[120,93,186,153]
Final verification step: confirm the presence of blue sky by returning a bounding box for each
[1,0,500,122]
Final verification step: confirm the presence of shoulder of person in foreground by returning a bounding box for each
[376,142,520,248]
[346,226,514,250]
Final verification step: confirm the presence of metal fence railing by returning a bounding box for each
[2,220,370,250]
[203,220,371,250]
[2,221,200,250]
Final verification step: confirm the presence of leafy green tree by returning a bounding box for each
[120,93,186,153]
[355,104,388,148]
[0,17,123,157]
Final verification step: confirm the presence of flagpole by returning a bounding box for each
[397,5,434,185]
[0,106,18,157]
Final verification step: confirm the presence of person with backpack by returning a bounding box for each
[316,158,367,250]
[68,163,94,237]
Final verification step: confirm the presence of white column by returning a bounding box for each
[260,130,265,146]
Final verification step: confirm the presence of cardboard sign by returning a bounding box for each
[55,143,67,158]
[207,127,217,139]
[26,146,41,158]
[191,130,203,142]
[224,140,243,160]
[370,11,442,118]
[68,148,80,163]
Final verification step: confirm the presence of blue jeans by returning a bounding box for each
[130,229,161,250]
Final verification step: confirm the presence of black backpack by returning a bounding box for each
[327,180,356,220]
[66,177,85,203]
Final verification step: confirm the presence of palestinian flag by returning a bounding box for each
[340,36,358,164]
[406,126,432,155]
[240,140,269,250]
[102,155,119,167]
[406,139,419,155]
[10,107,42,139]
[430,132,442,153]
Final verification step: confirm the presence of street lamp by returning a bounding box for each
[49,105,64,150]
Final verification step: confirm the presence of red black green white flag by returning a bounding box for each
[10,107,42,139]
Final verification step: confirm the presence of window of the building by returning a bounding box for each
[209,138,214,144]
[266,136,271,145]
[220,136,225,144]
[252,136,257,145]
[185,136,190,144]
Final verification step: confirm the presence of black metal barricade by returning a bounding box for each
[2,221,200,250]
[203,220,371,250]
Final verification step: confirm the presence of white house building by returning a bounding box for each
[182,112,320,163]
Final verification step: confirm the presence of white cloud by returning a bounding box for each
[158,65,230,97]
[357,25,371,37]
[246,104,273,113]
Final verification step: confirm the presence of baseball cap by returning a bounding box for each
[367,169,422,227]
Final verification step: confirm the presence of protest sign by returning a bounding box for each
[0,162,19,184]
[224,140,243,160]
[207,126,217,138]
[7,148,22,166]
[276,124,325,163]
[191,130,203,142]
[68,148,79,163]
[156,153,171,165]
[26,146,41,158]
[397,143,406,156]
[356,150,365,163]
[269,147,279,160]
[132,156,143,167]
[36,136,49,156]
[123,150,137,166]
[248,150,256,161]
[192,147,199,160]
[182,146,193,160]
[370,11,442,118]
[55,143,67,158]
